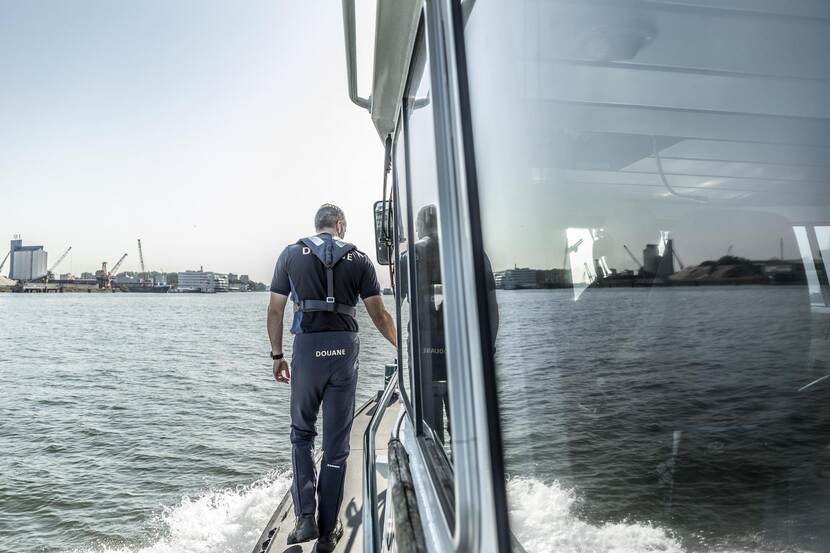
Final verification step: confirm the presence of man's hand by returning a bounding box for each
[267,292,289,383]
[273,358,290,383]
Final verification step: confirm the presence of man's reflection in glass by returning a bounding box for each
[413,205,450,444]
[409,205,500,448]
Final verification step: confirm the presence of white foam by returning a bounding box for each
[67,473,810,553]
[507,477,684,553]
[70,471,291,553]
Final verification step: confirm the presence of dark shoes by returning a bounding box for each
[315,520,344,553]
[286,514,319,544]
[285,514,342,551]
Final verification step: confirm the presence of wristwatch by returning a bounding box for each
[270,352,284,360]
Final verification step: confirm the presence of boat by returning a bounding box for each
[253,1,830,552]
[125,283,171,293]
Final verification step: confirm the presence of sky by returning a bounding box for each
[0,0,385,284]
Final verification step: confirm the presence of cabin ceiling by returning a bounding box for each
[518,0,830,207]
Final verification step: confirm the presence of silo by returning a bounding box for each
[9,237,22,279]
[657,239,676,278]
[643,244,660,274]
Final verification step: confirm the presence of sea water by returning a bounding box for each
[1,290,825,552]
[0,293,391,553]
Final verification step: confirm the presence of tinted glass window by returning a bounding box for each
[404,38,454,460]
[464,2,830,551]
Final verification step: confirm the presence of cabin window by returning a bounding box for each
[463,1,830,551]
[403,31,456,469]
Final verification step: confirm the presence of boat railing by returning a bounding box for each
[363,370,399,553]
[340,0,370,110]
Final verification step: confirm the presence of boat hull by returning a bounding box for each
[125,284,171,293]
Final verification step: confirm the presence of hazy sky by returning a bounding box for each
[0,1,385,284]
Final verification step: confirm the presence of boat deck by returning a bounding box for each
[251,395,400,553]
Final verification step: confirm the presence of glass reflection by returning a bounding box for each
[463,1,830,551]
[404,41,453,457]
[794,226,826,310]
[413,205,449,444]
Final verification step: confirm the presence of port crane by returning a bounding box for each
[137,238,148,286]
[97,253,128,288]
[0,251,9,275]
[110,253,128,276]
[623,245,644,272]
[44,246,73,280]
[671,248,685,270]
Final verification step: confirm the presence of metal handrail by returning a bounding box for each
[363,371,398,553]
[341,0,371,110]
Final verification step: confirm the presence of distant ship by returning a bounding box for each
[125,283,171,293]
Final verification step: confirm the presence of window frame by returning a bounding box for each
[423,0,511,550]
[391,3,513,550]
[392,121,415,420]
[440,1,512,551]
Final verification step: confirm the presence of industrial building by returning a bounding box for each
[642,240,676,278]
[9,236,48,281]
[177,271,229,293]
[643,244,660,274]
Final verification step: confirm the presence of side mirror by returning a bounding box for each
[373,200,393,265]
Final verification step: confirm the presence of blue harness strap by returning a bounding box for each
[296,234,358,319]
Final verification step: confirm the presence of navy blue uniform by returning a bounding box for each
[270,236,380,333]
[270,232,380,536]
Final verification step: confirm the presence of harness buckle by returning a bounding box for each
[325,297,336,304]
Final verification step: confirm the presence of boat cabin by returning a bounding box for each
[254,1,830,552]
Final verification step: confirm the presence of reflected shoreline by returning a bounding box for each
[495,257,817,290]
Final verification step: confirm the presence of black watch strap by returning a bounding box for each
[270,352,284,360]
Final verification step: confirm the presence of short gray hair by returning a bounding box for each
[315,203,346,231]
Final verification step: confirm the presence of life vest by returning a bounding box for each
[295,234,358,319]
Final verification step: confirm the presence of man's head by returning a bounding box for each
[315,203,347,238]
[415,204,438,239]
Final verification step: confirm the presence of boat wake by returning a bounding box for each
[69,471,291,553]
[506,478,816,553]
[507,477,683,553]
[67,473,809,553]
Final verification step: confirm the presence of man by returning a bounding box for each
[267,203,396,551]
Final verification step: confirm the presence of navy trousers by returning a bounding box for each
[289,331,359,535]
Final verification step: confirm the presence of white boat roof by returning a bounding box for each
[368,0,421,139]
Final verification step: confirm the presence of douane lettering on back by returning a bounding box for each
[316,349,347,357]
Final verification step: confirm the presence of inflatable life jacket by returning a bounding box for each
[295,234,358,318]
